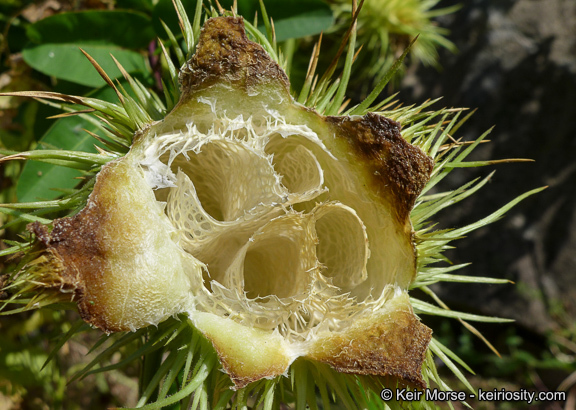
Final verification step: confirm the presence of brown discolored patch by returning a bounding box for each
[27,164,122,333]
[309,310,432,388]
[180,17,289,95]
[327,113,434,223]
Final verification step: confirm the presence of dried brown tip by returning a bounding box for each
[27,189,118,332]
[309,309,432,388]
[179,17,289,94]
[327,113,434,223]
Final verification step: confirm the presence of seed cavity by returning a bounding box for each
[138,115,387,340]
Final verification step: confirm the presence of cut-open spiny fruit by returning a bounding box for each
[14,16,436,390]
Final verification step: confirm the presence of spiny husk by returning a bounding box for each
[0,1,542,408]
[11,17,433,390]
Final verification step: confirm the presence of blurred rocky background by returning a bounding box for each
[401,0,576,400]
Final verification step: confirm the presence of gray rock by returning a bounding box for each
[402,0,576,334]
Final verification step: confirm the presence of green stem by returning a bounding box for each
[139,333,164,405]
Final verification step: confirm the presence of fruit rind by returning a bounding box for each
[29,159,199,333]
[15,15,435,390]
[193,311,294,389]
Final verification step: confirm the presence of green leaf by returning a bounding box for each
[116,0,155,13]
[16,116,103,203]
[26,10,155,49]
[133,351,216,410]
[0,208,52,229]
[413,272,511,288]
[152,0,199,41]
[411,299,514,323]
[222,0,333,41]
[262,0,333,41]
[0,241,33,258]
[22,44,148,88]
[42,320,90,370]
[429,338,475,393]
[351,36,417,115]
[449,186,547,238]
